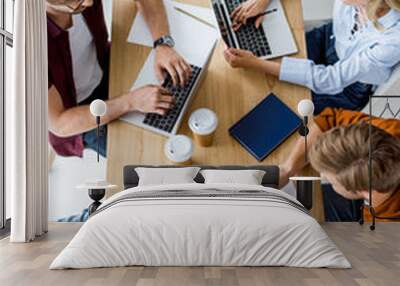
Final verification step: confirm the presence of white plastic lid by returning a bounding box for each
[76,179,117,190]
[85,179,108,186]
[289,176,321,181]
[188,108,218,135]
[164,135,194,163]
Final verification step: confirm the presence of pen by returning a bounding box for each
[173,7,216,29]
[245,8,278,23]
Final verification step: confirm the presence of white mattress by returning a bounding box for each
[50,183,350,269]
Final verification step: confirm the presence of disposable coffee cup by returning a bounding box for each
[189,108,218,147]
[164,135,194,165]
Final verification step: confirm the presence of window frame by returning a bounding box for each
[0,0,13,234]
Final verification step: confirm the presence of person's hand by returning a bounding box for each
[223,48,262,70]
[231,0,271,30]
[154,45,192,87]
[127,85,174,116]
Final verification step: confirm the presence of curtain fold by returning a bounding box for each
[8,0,48,242]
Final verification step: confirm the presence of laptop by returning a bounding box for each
[211,0,297,59]
[120,43,216,137]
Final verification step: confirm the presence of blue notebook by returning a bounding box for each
[229,93,302,161]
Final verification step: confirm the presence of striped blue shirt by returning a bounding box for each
[279,0,400,94]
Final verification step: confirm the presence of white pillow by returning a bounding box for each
[200,169,266,185]
[135,167,201,186]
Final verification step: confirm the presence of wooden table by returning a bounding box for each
[107,0,323,220]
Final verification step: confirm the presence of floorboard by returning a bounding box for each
[0,222,399,286]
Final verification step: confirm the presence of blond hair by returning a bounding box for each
[367,0,400,29]
[309,122,400,193]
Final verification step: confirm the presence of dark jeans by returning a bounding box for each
[58,208,89,222]
[322,184,363,222]
[82,126,107,158]
[306,23,373,115]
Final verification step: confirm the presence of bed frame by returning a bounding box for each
[360,94,400,231]
[123,165,280,190]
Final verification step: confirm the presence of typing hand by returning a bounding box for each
[231,0,271,31]
[223,48,261,70]
[154,46,192,87]
[129,85,175,116]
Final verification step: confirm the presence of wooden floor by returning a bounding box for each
[0,223,399,286]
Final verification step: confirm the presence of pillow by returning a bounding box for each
[135,167,201,186]
[200,169,266,185]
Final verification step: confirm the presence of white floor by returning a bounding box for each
[48,149,107,221]
[302,0,334,31]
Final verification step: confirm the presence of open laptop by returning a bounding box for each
[120,43,216,137]
[211,0,297,59]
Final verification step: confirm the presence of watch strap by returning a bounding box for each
[153,35,174,49]
[153,37,164,49]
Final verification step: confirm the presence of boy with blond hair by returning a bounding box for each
[280,107,400,221]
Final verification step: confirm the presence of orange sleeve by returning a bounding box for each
[313,108,340,132]
[314,108,371,131]
[373,118,400,139]
[314,108,400,139]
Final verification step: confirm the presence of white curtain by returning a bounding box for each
[8,0,48,242]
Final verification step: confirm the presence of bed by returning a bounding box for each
[50,165,350,269]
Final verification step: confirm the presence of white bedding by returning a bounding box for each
[50,183,351,269]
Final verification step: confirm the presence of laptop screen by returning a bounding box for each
[211,0,236,48]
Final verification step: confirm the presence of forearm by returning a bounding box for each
[258,60,281,77]
[50,95,131,137]
[281,123,323,176]
[136,0,169,40]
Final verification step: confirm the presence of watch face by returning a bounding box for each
[154,35,175,49]
[164,36,175,47]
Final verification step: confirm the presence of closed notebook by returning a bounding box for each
[229,93,301,161]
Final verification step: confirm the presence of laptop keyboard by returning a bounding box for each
[143,65,202,134]
[225,0,272,57]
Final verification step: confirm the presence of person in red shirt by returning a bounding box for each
[47,0,192,157]
[280,107,400,222]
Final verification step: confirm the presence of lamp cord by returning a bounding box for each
[304,116,308,163]
[305,131,308,163]
[96,117,100,162]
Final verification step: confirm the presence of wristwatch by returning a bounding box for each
[153,35,175,49]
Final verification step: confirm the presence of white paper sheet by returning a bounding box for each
[172,1,217,28]
[127,0,218,48]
